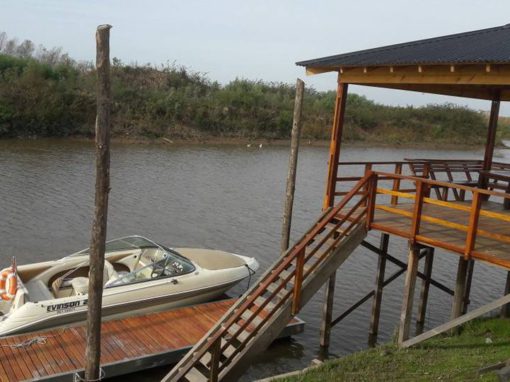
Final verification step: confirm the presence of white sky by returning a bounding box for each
[1,0,509,115]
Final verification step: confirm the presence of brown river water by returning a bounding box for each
[1,139,509,381]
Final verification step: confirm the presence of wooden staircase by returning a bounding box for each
[162,175,372,381]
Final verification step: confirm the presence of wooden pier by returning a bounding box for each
[0,299,303,381]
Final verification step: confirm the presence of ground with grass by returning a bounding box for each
[275,318,510,382]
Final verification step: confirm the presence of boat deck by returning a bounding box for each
[0,298,304,381]
[370,200,510,269]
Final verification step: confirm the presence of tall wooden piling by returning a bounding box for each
[85,24,112,381]
[398,244,420,345]
[280,79,305,254]
[368,233,389,347]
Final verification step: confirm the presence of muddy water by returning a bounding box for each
[1,140,507,380]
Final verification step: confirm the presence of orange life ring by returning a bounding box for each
[0,269,17,301]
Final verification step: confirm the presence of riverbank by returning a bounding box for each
[272,318,510,382]
[0,135,491,151]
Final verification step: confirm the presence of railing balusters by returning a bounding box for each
[465,191,482,260]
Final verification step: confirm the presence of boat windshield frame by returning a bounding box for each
[65,235,166,258]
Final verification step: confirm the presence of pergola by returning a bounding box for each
[297,23,510,209]
[296,24,510,350]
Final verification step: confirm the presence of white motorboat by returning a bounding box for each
[0,236,259,336]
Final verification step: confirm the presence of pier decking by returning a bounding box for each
[373,200,510,269]
[0,299,303,381]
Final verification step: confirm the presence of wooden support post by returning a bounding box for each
[451,257,469,321]
[85,24,112,381]
[322,79,348,209]
[319,271,336,352]
[368,233,389,347]
[462,260,475,315]
[209,339,221,382]
[280,79,305,254]
[398,244,420,345]
[501,272,510,318]
[292,248,305,315]
[483,93,501,171]
[416,248,434,335]
[319,77,348,353]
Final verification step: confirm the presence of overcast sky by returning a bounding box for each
[1,0,509,114]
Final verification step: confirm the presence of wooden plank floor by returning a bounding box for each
[0,299,304,381]
[371,200,510,269]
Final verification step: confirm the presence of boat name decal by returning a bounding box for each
[46,299,88,313]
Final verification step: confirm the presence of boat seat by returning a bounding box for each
[71,261,119,295]
[26,279,54,302]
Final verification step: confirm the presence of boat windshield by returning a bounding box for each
[66,236,162,257]
[106,247,195,287]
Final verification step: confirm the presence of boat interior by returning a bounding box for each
[6,244,195,312]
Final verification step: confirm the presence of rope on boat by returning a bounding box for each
[242,264,257,296]
[0,327,68,349]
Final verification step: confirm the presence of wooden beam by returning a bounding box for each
[451,258,469,321]
[323,79,348,209]
[501,272,510,318]
[416,248,434,335]
[398,244,420,345]
[368,233,389,347]
[483,93,501,171]
[339,65,510,86]
[402,293,510,348]
[319,272,336,351]
[462,260,475,315]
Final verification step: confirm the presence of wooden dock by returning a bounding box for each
[0,299,304,381]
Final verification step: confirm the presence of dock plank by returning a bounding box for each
[0,298,304,381]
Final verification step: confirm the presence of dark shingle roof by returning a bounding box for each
[296,24,510,69]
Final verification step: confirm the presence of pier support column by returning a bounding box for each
[368,233,389,347]
[451,257,469,320]
[501,272,510,318]
[462,260,475,315]
[319,77,348,354]
[416,247,434,335]
[319,272,336,353]
[398,244,420,345]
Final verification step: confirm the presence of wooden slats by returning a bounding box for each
[0,299,303,381]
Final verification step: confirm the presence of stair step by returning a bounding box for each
[240,309,264,326]
[266,283,290,302]
[183,366,208,382]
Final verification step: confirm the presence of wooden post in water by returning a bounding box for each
[451,257,469,321]
[415,247,434,335]
[501,272,510,318]
[398,244,419,345]
[319,78,348,352]
[85,24,112,381]
[280,78,305,254]
[368,233,389,347]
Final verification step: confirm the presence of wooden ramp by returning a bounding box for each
[0,299,304,381]
[163,176,370,381]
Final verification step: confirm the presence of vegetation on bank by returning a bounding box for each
[275,318,510,382]
[0,32,504,145]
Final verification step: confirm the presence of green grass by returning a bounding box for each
[276,318,510,382]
